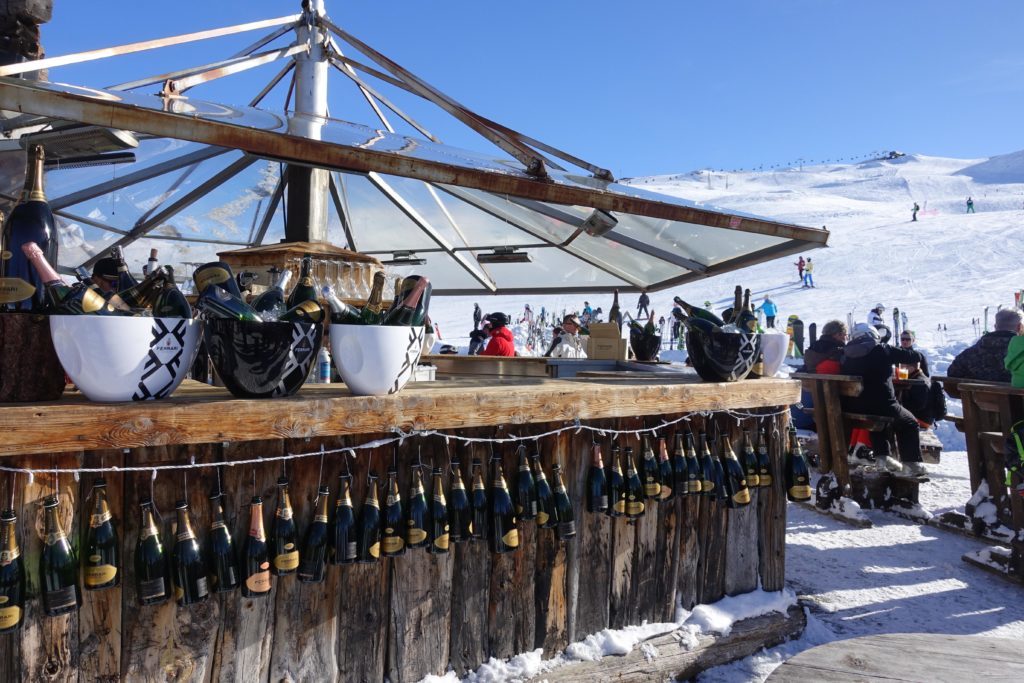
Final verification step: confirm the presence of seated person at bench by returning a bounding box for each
[948,309,1022,383]
[841,323,928,476]
[897,330,937,426]
[791,320,847,431]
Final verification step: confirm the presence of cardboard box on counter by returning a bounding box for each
[585,322,629,360]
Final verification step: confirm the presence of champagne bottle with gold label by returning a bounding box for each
[721,437,752,508]
[685,432,703,495]
[270,477,299,575]
[135,498,169,606]
[2,145,57,311]
[586,443,608,514]
[531,451,557,529]
[671,433,689,498]
[356,474,382,563]
[0,509,25,632]
[658,437,675,501]
[785,427,813,502]
[470,459,488,541]
[83,477,119,590]
[192,261,244,299]
[447,459,471,543]
[640,437,662,500]
[606,445,626,517]
[286,255,317,310]
[513,446,538,521]
[206,491,239,593]
[405,468,429,549]
[382,468,405,557]
[298,485,331,583]
[331,474,357,564]
[429,467,450,554]
[40,494,81,616]
[551,464,576,540]
[757,428,774,488]
[171,500,209,605]
[242,496,271,597]
[710,435,728,504]
[360,271,388,325]
[489,457,519,553]
[698,434,716,497]
[741,431,761,488]
[624,447,645,519]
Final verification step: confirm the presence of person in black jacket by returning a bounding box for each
[841,323,928,476]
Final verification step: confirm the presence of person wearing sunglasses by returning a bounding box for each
[898,331,929,377]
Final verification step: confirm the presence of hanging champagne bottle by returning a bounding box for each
[206,491,239,593]
[298,485,331,583]
[720,437,752,508]
[671,433,688,498]
[0,509,25,632]
[698,434,716,498]
[586,443,608,513]
[710,435,729,504]
[489,456,519,553]
[658,437,675,501]
[135,498,170,606]
[405,467,429,550]
[192,261,245,299]
[382,468,405,557]
[331,474,357,564]
[640,437,661,499]
[252,269,292,316]
[270,477,299,575]
[40,494,81,616]
[741,431,761,488]
[286,256,318,310]
[360,271,388,325]
[1,145,58,311]
[757,428,774,488]
[447,459,471,543]
[382,276,431,327]
[513,446,537,520]
[623,447,645,519]
[550,464,576,540]
[532,451,557,529]
[322,285,362,325]
[429,467,450,554]
[684,432,703,495]
[673,296,725,327]
[469,459,488,541]
[171,500,209,605]
[606,444,626,517]
[111,246,138,292]
[151,266,193,319]
[242,495,272,596]
[356,473,381,563]
[21,242,128,316]
[785,427,813,502]
[83,477,119,590]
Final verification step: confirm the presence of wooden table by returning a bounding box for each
[766,633,1024,682]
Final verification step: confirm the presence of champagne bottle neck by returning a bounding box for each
[365,480,380,507]
[26,145,46,202]
[140,507,160,540]
[176,508,196,541]
[0,513,19,562]
[21,241,61,285]
[591,445,604,468]
[314,491,330,522]
[248,501,266,540]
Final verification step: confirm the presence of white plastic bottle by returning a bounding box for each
[317,346,332,384]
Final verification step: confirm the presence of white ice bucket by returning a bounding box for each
[331,324,425,396]
[759,332,790,378]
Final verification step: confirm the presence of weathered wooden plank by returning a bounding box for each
[652,489,679,623]
[572,429,611,638]
[20,452,82,683]
[78,448,123,683]
[820,382,851,489]
[533,433,568,656]
[0,377,801,457]
[528,605,806,683]
[631,485,661,625]
[676,493,701,611]
[608,513,635,629]
[562,430,584,644]
[724,486,759,596]
[959,388,986,494]
[759,418,788,592]
[513,518,538,654]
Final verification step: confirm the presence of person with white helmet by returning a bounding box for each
[841,322,929,477]
[867,304,886,328]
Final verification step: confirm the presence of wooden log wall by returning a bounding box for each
[0,411,788,682]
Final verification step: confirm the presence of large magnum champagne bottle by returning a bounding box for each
[720,437,752,508]
[608,288,622,329]
[447,459,471,543]
[21,242,128,316]
[469,459,488,541]
[673,296,725,327]
[0,509,25,632]
[658,437,675,501]
[286,256,318,310]
[640,437,662,500]
[135,498,170,606]
[356,474,381,563]
[684,432,703,495]
[785,427,813,502]
[151,266,193,318]
[192,261,245,299]
[405,468,429,550]
[252,269,293,316]
[195,283,262,322]
[298,485,331,583]
[242,496,271,597]
[322,285,362,324]
[331,474,357,564]
[624,446,645,519]
[206,491,239,593]
[586,443,608,513]
[359,271,388,325]
[698,434,716,498]
[513,447,537,521]
[429,467,450,554]
[757,428,774,488]
[671,434,688,498]
[270,477,299,575]
[111,246,138,293]
[741,431,761,488]
[40,494,81,616]
[551,464,576,540]
[382,276,431,327]
[382,468,405,557]
[171,500,209,605]
[83,478,119,590]
[606,444,626,517]
[531,452,557,529]
[2,145,57,311]
[489,457,519,553]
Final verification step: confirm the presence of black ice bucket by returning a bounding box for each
[204,319,323,399]
[629,331,662,362]
[686,328,761,383]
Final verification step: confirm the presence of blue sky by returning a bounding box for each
[39,0,1024,178]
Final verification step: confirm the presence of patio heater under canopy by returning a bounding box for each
[0,0,828,295]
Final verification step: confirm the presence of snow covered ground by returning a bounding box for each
[418,151,1024,681]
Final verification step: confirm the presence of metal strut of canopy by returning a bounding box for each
[0,0,828,295]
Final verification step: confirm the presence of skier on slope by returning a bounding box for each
[867,303,886,328]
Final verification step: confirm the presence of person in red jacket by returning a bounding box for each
[481,312,516,357]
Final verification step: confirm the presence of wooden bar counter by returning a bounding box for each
[0,374,799,682]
